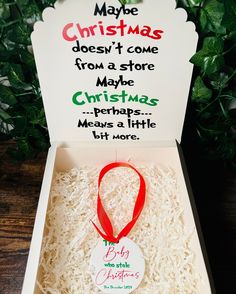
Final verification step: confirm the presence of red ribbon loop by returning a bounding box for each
[92,162,146,243]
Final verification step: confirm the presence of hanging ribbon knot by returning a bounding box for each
[92,162,146,243]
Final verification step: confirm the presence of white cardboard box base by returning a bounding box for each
[22,142,213,294]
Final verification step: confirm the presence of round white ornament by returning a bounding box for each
[90,237,145,293]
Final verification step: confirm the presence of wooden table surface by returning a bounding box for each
[0,142,47,294]
[0,141,236,294]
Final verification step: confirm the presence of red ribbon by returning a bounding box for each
[92,162,146,243]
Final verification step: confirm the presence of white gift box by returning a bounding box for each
[22,0,215,293]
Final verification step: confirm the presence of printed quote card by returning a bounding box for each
[67,2,161,142]
[32,0,197,143]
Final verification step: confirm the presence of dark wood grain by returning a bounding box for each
[0,140,236,294]
[0,141,46,294]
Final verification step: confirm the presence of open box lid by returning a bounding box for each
[31,0,198,144]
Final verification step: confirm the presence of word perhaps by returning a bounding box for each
[92,107,144,118]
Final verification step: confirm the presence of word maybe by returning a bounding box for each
[94,2,139,19]
[96,75,134,89]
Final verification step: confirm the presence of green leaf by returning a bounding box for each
[8,64,28,89]
[203,55,224,75]
[222,0,236,31]
[7,137,36,160]
[202,0,226,34]
[0,108,11,121]
[210,73,229,90]
[203,36,224,53]
[37,0,55,8]
[10,116,27,135]
[28,127,48,150]
[190,37,224,74]
[188,0,203,6]
[126,0,142,3]
[22,1,41,25]
[0,43,10,61]
[0,85,17,105]
[0,2,10,20]
[0,62,9,76]
[17,0,29,6]
[7,23,31,45]
[176,0,202,7]
[18,139,31,155]
[1,38,17,51]
[29,108,46,125]
[199,9,208,31]
[192,76,213,102]
[19,49,36,69]
[225,31,236,41]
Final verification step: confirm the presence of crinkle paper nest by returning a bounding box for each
[37,164,201,294]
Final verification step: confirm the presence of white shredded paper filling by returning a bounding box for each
[37,164,202,293]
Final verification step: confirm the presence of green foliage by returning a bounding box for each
[190,37,224,74]
[0,0,235,166]
[192,76,212,102]
[0,0,55,160]
[177,0,236,167]
[119,0,142,4]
